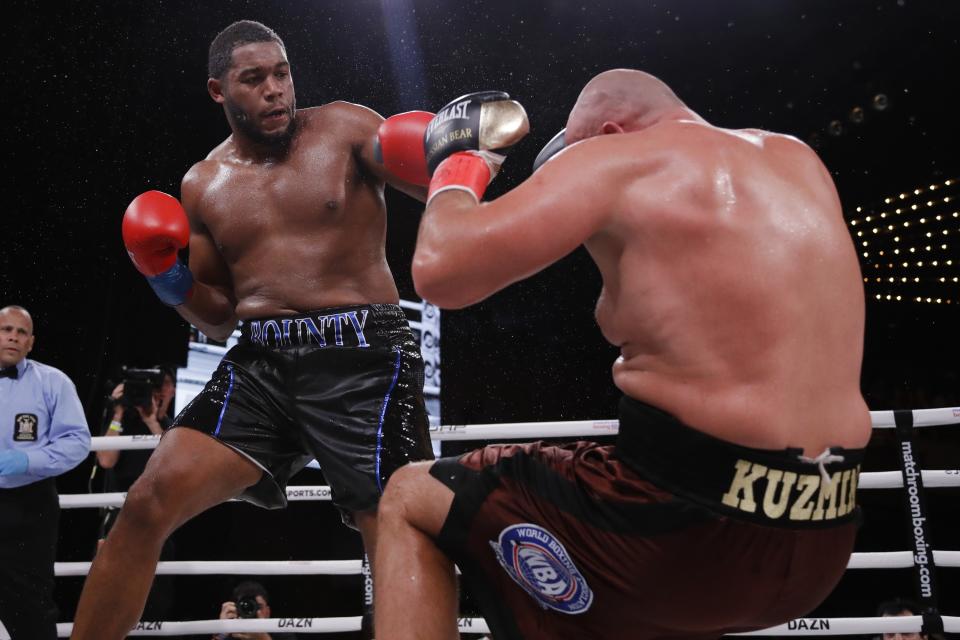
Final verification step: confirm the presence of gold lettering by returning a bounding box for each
[720,461,768,513]
[845,466,860,514]
[836,469,852,516]
[761,470,797,519]
[789,474,820,521]
[812,471,842,520]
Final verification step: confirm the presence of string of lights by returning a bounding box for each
[847,177,959,304]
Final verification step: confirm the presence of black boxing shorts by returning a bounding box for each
[171,304,433,521]
[428,397,863,639]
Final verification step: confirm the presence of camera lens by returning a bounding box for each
[236,596,260,619]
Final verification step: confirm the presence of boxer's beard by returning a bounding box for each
[226,97,297,148]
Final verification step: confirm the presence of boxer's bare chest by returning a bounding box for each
[197,136,373,264]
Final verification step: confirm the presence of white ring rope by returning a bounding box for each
[858,469,960,488]
[397,298,422,312]
[54,616,363,636]
[49,617,488,637]
[869,406,960,428]
[55,560,361,577]
[729,615,960,636]
[86,405,960,452]
[52,550,960,578]
[60,468,960,510]
[60,485,334,508]
[46,615,960,636]
[427,406,959,441]
[846,550,960,569]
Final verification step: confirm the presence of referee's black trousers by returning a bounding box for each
[0,478,59,640]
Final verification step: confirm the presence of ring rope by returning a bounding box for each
[54,616,363,636]
[60,486,331,508]
[397,298,423,312]
[51,550,960,577]
[428,406,959,441]
[46,614,960,636]
[85,405,960,451]
[729,614,960,636]
[845,550,960,569]
[858,469,960,489]
[59,468,960,510]
[54,560,361,577]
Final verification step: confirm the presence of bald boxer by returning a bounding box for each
[374,69,872,639]
[72,20,440,639]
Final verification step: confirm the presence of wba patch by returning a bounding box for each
[490,523,593,615]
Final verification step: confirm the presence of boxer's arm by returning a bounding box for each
[174,167,239,341]
[413,135,643,308]
[343,102,430,203]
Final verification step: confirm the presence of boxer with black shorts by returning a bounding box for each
[179,305,428,513]
[374,70,872,639]
[72,20,436,639]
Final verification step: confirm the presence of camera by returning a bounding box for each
[114,367,164,411]
[236,594,261,619]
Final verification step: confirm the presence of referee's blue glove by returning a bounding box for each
[0,450,29,475]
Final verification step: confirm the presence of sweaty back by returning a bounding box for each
[591,121,870,453]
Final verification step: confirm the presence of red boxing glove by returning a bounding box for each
[374,111,434,186]
[426,151,503,204]
[122,190,190,276]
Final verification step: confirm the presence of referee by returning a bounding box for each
[0,305,90,640]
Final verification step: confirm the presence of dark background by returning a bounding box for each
[3,0,958,636]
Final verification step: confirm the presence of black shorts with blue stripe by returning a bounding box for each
[171,304,433,521]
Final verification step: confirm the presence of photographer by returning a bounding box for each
[214,580,296,640]
[875,597,945,640]
[96,365,175,491]
[95,365,177,622]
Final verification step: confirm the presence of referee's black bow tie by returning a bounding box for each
[0,367,18,379]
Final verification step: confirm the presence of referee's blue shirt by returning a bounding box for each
[0,358,90,489]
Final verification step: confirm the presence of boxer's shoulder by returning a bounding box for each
[300,102,383,134]
[617,122,816,178]
[547,129,680,184]
[283,103,380,160]
[182,157,220,185]
[198,134,238,164]
[180,158,222,214]
[632,119,761,148]
[708,126,827,183]
[678,123,816,163]
[725,126,814,155]
[183,140,236,194]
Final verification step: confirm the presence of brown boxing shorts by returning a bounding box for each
[429,396,863,640]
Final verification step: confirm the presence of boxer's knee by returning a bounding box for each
[379,462,433,524]
[116,474,185,538]
[379,461,451,537]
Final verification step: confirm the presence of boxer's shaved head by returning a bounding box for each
[566,69,688,144]
[209,20,286,80]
